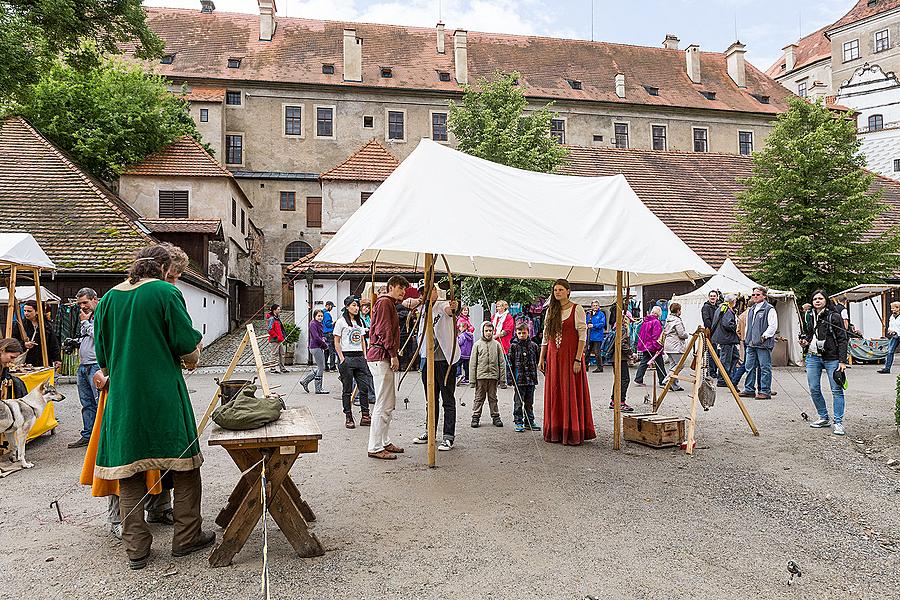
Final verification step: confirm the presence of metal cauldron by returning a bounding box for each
[215,378,256,405]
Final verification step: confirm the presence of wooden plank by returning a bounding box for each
[654,330,698,411]
[283,477,316,522]
[197,330,250,435]
[425,253,436,467]
[33,268,49,367]
[613,271,623,450]
[215,448,262,528]
[208,408,323,446]
[246,323,271,396]
[4,266,15,338]
[685,333,704,455]
[268,483,325,558]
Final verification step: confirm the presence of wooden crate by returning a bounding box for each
[623,413,686,448]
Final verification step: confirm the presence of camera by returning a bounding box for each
[62,336,82,355]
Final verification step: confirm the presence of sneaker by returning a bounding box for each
[633,381,646,387]
[672,385,685,392]
[471,418,480,428]
[877,369,890,374]
[314,389,330,394]
[270,368,279,374]
[620,403,635,413]
[353,398,360,406]
[809,418,830,428]
[514,423,525,432]
[833,423,846,436]
[299,380,310,393]
[438,439,453,451]
[525,421,541,431]
[67,437,89,449]
[413,433,429,444]
[109,522,123,540]
[493,417,504,427]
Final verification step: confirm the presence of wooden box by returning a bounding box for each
[623,413,686,448]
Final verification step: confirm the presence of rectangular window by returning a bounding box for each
[360,192,372,204]
[158,190,188,218]
[225,134,242,164]
[894,159,900,172]
[869,114,884,131]
[739,131,753,156]
[316,107,334,138]
[240,208,245,234]
[199,108,209,122]
[363,115,374,128]
[307,196,322,228]
[550,119,566,144]
[843,39,860,62]
[231,197,237,227]
[651,125,667,151]
[797,81,807,98]
[387,110,405,140]
[693,128,708,153]
[875,29,890,53]
[225,90,241,106]
[614,123,629,149]
[431,112,448,142]
[280,191,296,211]
[284,106,302,136]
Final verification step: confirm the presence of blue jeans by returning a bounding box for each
[742,346,772,395]
[76,363,101,440]
[806,354,845,424]
[885,336,899,371]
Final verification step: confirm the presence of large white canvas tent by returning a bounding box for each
[671,258,802,365]
[0,233,56,269]
[0,286,61,304]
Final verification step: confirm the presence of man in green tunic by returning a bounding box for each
[94,245,214,569]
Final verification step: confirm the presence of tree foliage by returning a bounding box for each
[735,97,900,301]
[17,60,202,181]
[447,71,564,307]
[0,0,163,103]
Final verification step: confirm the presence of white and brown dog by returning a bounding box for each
[1,381,65,469]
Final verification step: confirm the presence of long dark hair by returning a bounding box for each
[128,245,172,284]
[544,278,571,339]
[342,299,364,327]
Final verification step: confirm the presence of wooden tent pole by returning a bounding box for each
[425,253,436,467]
[684,331,704,455]
[5,266,16,338]
[705,336,759,436]
[613,271,623,450]
[33,268,49,367]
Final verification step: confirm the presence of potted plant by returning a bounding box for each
[283,325,301,366]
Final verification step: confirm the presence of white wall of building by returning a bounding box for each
[293,278,351,362]
[176,280,229,346]
[848,299,887,339]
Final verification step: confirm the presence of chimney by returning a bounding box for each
[454,29,468,85]
[685,44,701,84]
[200,0,215,13]
[436,22,445,54]
[343,29,362,82]
[662,34,680,50]
[615,73,626,98]
[725,41,747,88]
[783,42,798,72]
[258,0,276,42]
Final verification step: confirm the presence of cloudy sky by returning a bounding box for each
[144,0,855,71]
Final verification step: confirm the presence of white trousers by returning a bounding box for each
[367,360,397,453]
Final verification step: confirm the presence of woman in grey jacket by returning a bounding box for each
[662,302,688,392]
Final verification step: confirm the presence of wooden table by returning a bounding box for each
[207,406,325,567]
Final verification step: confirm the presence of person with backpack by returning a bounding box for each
[710,294,739,387]
[800,290,849,436]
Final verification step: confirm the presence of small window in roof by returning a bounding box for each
[752,93,770,104]
[644,85,660,96]
[161,54,175,65]
[700,90,716,100]
[381,67,393,78]
[438,71,451,82]
[567,79,582,90]
[322,64,335,75]
[227,57,241,68]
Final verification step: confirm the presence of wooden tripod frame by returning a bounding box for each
[652,327,759,454]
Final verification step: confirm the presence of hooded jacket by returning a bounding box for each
[637,314,663,354]
[710,304,739,346]
[469,322,504,381]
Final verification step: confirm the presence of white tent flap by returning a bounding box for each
[0,233,56,269]
[0,286,61,304]
[315,139,713,285]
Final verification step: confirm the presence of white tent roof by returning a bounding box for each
[0,233,56,270]
[0,286,61,304]
[671,258,794,301]
[315,139,713,285]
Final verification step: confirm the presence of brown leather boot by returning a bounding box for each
[345,414,355,429]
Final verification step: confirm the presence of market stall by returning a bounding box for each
[830,284,900,363]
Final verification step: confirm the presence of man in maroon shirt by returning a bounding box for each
[367,275,418,459]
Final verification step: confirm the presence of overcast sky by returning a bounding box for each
[145,0,855,71]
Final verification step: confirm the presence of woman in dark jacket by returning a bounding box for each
[800,290,848,436]
[299,310,330,394]
[1,338,27,399]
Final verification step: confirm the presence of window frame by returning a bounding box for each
[868,114,884,131]
[385,108,407,142]
[314,105,336,139]
[692,127,709,153]
[306,196,323,228]
[430,111,449,143]
[224,133,244,166]
[231,197,237,227]
[797,80,808,98]
[280,191,296,211]
[843,39,860,62]
[363,115,374,128]
[738,130,754,156]
[894,158,900,172]
[360,191,373,204]
[240,207,246,234]
[284,241,314,264]
[651,124,667,151]
[157,189,189,219]
[282,104,304,138]
[613,122,630,149]
[875,29,890,53]
[225,90,242,107]
[550,117,566,144]
[199,108,209,123]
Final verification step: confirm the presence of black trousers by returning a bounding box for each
[420,359,457,441]
[587,340,604,369]
[611,360,630,403]
[339,354,371,415]
[634,351,666,384]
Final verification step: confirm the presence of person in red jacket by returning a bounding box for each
[266,304,287,374]
[491,300,515,389]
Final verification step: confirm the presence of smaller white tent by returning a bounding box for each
[0,286,61,304]
[671,259,802,365]
[0,233,56,270]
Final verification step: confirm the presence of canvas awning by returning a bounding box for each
[0,286,61,304]
[0,233,56,270]
[314,139,713,285]
[830,284,900,304]
[672,258,795,301]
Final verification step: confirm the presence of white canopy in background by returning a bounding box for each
[0,233,56,270]
[671,259,802,365]
[0,286,61,304]
[315,139,713,285]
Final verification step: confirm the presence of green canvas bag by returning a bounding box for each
[211,385,285,430]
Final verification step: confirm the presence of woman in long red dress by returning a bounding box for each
[539,279,596,445]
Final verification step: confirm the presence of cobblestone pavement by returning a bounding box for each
[199,311,299,368]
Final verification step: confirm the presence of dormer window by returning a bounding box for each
[752,93,770,104]
[227,58,242,69]
[381,67,393,78]
[160,54,175,65]
[567,79,582,90]
[644,85,660,96]
[700,90,716,101]
[438,71,451,82]
[322,64,335,75]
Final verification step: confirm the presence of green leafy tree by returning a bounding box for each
[735,97,900,301]
[17,59,202,181]
[0,0,162,103]
[448,71,564,306]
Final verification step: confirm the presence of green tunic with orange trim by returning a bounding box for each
[93,278,203,480]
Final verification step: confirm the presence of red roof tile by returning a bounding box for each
[766,24,831,78]
[321,139,400,181]
[829,0,900,32]
[141,218,222,234]
[180,85,226,102]
[140,7,791,115]
[123,136,232,177]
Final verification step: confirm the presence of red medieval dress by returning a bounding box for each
[543,307,596,445]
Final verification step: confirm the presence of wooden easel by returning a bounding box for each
[196,323,272,435]
[653,327,759,454]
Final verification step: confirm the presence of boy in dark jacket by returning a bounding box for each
[509,324,540,432]
[710,294,739,387]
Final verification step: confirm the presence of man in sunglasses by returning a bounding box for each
[738,286,778,400]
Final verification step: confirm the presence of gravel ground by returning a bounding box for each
[1,363,898,600]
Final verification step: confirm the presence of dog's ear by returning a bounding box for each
[38,380,48,392]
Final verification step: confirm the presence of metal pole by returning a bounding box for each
[613,271,623,450]
[34,268,49,367]
[425,253,436,467]
[5,266,16,338]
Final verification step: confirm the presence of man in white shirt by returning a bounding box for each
[878,301,900,374]
[738,286,778,400]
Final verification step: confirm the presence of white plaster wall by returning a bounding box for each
[849,299,887,339]
[176,280,229,346]
[293,278,350,362]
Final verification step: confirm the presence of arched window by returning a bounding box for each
[284,241,313,263]
[868,114,884,131]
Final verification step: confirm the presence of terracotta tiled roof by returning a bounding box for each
[123,136,232,177]
[180,85,226,102]
[766,24,831,78]
[828,0,900,32]
[141,7,790,115]
[141,218,223,235]
[285,246,415,276]
[321,139,400,181]
[0,117,155,272]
